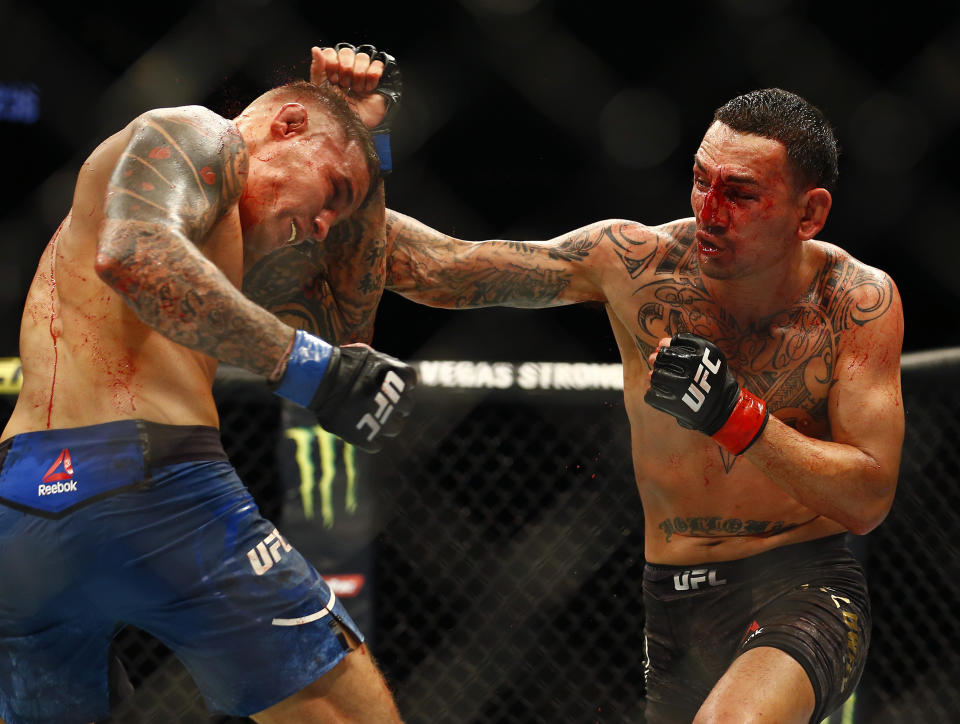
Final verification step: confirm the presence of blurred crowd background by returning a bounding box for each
[2,0,958,361]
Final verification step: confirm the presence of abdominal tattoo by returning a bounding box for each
[658,516,795,541]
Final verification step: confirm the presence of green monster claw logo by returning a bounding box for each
[285,425,357,527]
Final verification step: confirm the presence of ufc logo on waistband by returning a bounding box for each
[682,348,721,412]
[673,568,727,591]
[356,371,406,441]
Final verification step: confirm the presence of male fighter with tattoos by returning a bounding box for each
[0,47,411,723]
[384,89,904,723]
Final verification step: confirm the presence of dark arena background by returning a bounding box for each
[2,1,960,722]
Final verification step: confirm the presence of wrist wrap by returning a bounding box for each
[272,330,333,407]
[711,388,769,455]
[373,133,392,174]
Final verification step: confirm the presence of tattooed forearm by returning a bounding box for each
[398,242,572,307]
[242,185,387,344]
[241,242,343,341]
[386,211,583,308]
[98,221,292,375]
[318,184,387,342]
[658,516,794,542]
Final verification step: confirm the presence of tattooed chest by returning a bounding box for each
[625,285,837,435]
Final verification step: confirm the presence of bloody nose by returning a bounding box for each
[700,185,720,225]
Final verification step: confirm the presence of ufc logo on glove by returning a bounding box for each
[272,330,418,453]
[682,347,723,412]
[357,371,408,441]
[644,332,769,456]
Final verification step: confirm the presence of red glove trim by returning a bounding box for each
[711,389,769,455]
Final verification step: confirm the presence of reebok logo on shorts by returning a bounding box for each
[38,448,79,496]
[38,480,79,495]
[740,619,763,647]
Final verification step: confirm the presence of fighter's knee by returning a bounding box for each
[693,704,765,724]
[692,705,733,724]
[691,702,727,724]
[693,697,811,724]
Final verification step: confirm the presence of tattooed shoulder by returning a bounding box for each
[107,106,248,241]
[815,244,895,331]
[597,219,692,282]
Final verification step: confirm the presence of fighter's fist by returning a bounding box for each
[309,344,417,452]
[272,330,417,452]
[644,332,768,455]
[310,43,401,132]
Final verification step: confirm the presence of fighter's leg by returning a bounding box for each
[119,457,398,721]
[251,627,402,724]
[693,645,814,724]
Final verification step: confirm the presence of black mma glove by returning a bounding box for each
[272,330,417,452]
[336,41,401,174]
[644,332,768,455]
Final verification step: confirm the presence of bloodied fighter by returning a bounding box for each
[0,46,414,724]
[384,88,904,723]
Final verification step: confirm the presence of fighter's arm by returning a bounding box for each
[97,105,415,451]
[96,105,296,377]
[238,42,391,344]
[311,43,609,313]
[385,209,623,308]
[745,273,905,534]
[242,181,386,344]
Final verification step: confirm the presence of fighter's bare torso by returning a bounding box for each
[581,218,894,563]
[383,205,899,564]
[3,120,244,440]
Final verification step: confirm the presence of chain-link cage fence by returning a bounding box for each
[0,350,958,723]
[851,350,960,724]
[365,377,643,724]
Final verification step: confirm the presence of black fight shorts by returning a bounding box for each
[642,534,869,724]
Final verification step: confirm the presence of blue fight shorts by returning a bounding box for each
[0,419,364,724]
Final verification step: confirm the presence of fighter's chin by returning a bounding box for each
[697,261,732,280]
[696,250,735,280]
[700,255,749,281]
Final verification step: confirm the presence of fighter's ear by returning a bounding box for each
[797,187,832,240]
[270,103,309,139]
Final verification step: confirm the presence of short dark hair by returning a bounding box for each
[272,79,381,202]
[713,88,839,193]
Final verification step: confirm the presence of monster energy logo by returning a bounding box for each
[285,425,358,528]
